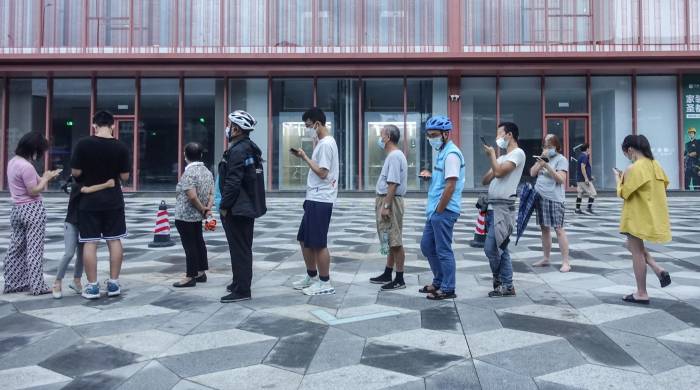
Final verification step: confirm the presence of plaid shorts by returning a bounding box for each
[536,197,566,228]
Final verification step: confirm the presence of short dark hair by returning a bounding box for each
[580,143,590,152]
[384,124,401,144]
[498,122,519,141]
[622,134,654,160]
[15,131,49,159]
[92,110,114,127]
[302,107,326,126]
[184,142,204,162]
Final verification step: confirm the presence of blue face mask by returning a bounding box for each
[428,136,443,151]
[377,137,386,150]
[546,148,557,158]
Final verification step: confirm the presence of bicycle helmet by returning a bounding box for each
[425,115,452,131]
[228,110,257,131]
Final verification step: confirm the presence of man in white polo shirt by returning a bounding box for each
[290,107,339,296]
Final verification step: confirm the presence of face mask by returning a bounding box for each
[377,137,386,150]
[496,137,508,149]
[428,136,443,151]
[546,148,557,158]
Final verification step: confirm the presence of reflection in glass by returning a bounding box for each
[96,79,135,115]
[591,76,632,189]
[545,77,587,113]
[271,79,313,189]
[51,79,91,188]
[7,80,47,179]
[229,79,269,187]
[460,77,497,189]
[115,119,135,189]
[407,78,447,190]
[184,79,224,172]
[139,79,179,190]
[363,79,404,189]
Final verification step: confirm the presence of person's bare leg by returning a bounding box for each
[391,246,405,273]
[642,247,664,276]
[106,240,123,280]
[533,226,551,266]
[316,248,331,278]
[83,242,98,283]
[299,242,317,272]
[627,236,649,300]
[556,227,571,272]
[385,253,396,269]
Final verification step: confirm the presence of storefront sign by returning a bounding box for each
[682,75,700,189]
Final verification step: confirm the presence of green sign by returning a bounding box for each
[683,75,700,190]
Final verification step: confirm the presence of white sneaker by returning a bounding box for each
[302,280,335,296]
[293,275,318,290]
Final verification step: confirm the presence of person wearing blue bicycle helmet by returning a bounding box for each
[419,115,465,300]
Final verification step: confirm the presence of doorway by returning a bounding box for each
[545,117,589,189]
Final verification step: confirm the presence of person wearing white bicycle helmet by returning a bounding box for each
[419,115,465,301]
[219,110,267,303]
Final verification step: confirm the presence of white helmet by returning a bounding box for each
[228,110,257,131]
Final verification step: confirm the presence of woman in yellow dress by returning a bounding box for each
[615,135,672,304]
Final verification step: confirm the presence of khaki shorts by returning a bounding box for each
[576,181,597,198]
[375,196,404,248]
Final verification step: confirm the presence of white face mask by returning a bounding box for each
[496,137,508,149]
[428,136,443,151]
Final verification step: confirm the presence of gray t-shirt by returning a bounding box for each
[376,149,408,196]
[534,153,568,203]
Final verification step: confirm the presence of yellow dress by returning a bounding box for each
[617,158,671,243]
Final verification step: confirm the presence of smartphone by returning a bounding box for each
[613,167,622,174]
[289,147,298,154]
[479,136,489,146]
[533,156,549,162]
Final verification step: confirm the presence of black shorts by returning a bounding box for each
[297,200,333,249]
[78,208,128,243]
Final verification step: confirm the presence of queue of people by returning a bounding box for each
[2,108,673,305]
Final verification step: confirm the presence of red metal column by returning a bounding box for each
[496,76,501,124]
[128,0,134,51]
[223,77,229,150]
[685,0,691,51]
[45,77,52,173]
[541,76,546,138]
[90,76,96,134]
[178,76,184,178]
[403,78,408,153]
[678,74,685,189]
[133,77,140,190]
[39,0,45,49]
[358,78,364,189]
[631,75,637,134]
[447,0,462,55]
[0,78,8,190]
[267,76,273,188]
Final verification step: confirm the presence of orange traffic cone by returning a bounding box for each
[148,200,175,248]
[469,210,487,248]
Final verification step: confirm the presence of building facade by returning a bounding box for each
[1,0,700,191]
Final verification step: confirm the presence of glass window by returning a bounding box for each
[51,79,91,188]
[641,0,686,46]
[594,0,639,47]
[44,0,86,48]
[318,0,358,48]
[499,77,543,184]
[271,79,313,189]
[0,1,40,49]
[364,0,405,49]
[184,79,224,173]
[545,77,587,113]
[636,76,680,189]
[407,78,447,190]
[88,0,130,47]
[591,76,633,189]
[363,78,404,190]
[270,0,312,49]
[317,78,359,190]
[460,77,497,189]
[229,79,269,187]
[133,0,175,48]
[139,79,179,190]
[179,0,221,47]
[224,0,266,49]
[97,79,135,115]
[692,0,700,46]
[6,79,47,187]
[547,0,591,45]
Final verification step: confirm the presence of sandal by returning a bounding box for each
[658,271,671,288]
[427,290,457,300]
[622,294,650,305]
[418,284,438,294]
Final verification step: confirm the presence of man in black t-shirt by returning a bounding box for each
[71,111,130,300]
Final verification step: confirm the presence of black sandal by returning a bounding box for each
[622,294,650,305]
[658,271,671,288]
[419,284,438,294]
[427,290,457,300]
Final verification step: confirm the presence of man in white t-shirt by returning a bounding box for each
[290,107,339,296]
[481,122,526,298]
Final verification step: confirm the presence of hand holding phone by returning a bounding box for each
[533,156,549,163]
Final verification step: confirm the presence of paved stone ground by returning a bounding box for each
[0,195,699,390]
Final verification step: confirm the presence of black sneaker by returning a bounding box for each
[195,273,207,283]
[370,273,393,284]
[220,292,251,303]
[574,209,584,215]
[226,280,235,292]
[488,285,516,298]
[380,280,406,291]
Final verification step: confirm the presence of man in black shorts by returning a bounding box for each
[71,111,130,299]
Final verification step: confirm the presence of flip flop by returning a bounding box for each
[658,271,671,288]
[622,294,650,305]
[418,285,438,294]
[427,290,457,300]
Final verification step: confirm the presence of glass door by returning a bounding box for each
[114,117,135,191]
[545,117,589,189]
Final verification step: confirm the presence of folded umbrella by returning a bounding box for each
[516,182,539,245]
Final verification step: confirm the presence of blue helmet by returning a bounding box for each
[425,115,452,131]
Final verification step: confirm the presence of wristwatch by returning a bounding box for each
[383,203,391,209]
